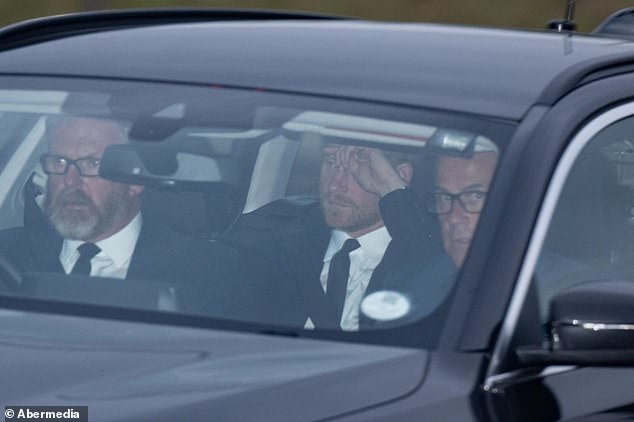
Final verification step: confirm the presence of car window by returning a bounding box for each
[0,75,515,348]
[535,112,634,320]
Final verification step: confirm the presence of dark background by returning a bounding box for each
[3,0,634,32]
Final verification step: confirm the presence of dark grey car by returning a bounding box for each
[1,7,634,421]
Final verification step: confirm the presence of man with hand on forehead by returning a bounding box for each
[278,142,436,331]
[0,115,256,316]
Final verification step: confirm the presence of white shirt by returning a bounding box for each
[306,226,392,331]
[60,213,142,279]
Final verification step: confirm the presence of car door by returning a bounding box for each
[482,74,634,421]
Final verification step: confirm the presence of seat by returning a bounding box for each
[140,188,239,239]
[221,195,318,250]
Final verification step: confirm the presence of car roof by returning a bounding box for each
[0,14,633,120]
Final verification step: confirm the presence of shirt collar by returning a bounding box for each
[62,213,142,268]
[324,226,392,263]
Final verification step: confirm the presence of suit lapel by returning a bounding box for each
[281,205,341,328]
[365,227,430,296]
[365,238,400,296]
[126,217,168,281]
[28,227,64,273]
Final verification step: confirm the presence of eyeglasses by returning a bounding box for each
[40,154,101,177]
[424,190,488,215]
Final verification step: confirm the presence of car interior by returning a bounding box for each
[0,79,518,349]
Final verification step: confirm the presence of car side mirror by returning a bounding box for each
[517,280,634,366]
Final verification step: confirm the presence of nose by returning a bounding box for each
[447,199,469,224]
[62,163,83,187]
[327,166,349,193]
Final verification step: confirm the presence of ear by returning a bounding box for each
[396,163,414,184]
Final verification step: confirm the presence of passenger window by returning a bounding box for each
[536,115,634,319]
[285,132,322,198]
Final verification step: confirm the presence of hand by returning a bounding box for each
[347,146,408,197]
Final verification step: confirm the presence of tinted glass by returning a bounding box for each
[0,76,513,347]
[537,114,634,320]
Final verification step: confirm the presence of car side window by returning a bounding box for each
[285,133,322,198]
[535,114,634,320]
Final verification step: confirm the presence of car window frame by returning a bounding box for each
[445,71,634,359]
[485,101,634,385]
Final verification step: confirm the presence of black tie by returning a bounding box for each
[326,238,360,321]
[70,243,101,275]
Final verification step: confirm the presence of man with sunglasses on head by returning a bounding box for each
[0,116,261,318]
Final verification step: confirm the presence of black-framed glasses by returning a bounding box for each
[424,190,488,215]
[40,154,101,177]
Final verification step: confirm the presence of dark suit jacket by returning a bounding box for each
[226,188,441,329]
[0,215,262,320]
[360,252,456,339]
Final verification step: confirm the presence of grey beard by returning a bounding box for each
[50,206,100,240]
[45,188,129,241]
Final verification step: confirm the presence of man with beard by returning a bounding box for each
[40,116,145,279]
[0,116,259,318]
[276,141,497,333]
[231,142,437,331]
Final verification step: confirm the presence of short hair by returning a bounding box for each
[383,148,418,168]
[44,115,130,144]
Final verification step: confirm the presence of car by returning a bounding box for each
[2,5,634,421]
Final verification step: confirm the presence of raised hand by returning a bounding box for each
[347,146,409,197]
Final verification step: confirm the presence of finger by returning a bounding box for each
[336,146,350,168]
[342,145,363,169]
[353,147,371,163]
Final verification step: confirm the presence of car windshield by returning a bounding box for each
[0,76,514,347]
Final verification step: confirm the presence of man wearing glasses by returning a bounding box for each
[364,142,498,331]
[426,149,497,268]
[0,116,260,318]
[40,116,144,278]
